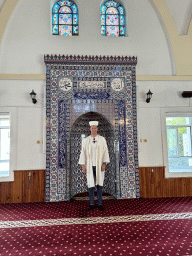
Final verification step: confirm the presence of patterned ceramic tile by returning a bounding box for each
[44,55,139,202]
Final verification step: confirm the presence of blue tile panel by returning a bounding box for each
[45,55,139,202]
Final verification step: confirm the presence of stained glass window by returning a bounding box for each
[52,0,78,36]
[101,0,125,37]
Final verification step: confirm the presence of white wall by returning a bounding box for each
[137,80,192,167]
[0,0,172,75]
[0,0,192,171]
[1,79,192,171]
[17,108,45,170]
[0,80,46,170]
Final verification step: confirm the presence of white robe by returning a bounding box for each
[78,135,110,188]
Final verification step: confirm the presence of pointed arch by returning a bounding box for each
[70,111,116,199]
[52,0,78,36]
[101,0,125,37]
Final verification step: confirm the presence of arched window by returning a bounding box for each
[101,0,125,37]
[52,0,78,36]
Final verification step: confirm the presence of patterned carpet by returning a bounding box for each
[0,197,192,255]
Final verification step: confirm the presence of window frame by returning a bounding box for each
[0,107,17,182]
[52,0,79,36]
[166,125,191,157]
[101,0,125,37]
[161,107,192,178]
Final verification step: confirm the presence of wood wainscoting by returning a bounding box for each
[0,170,45,204]
[1,168,192,203]
[139,166,192,198]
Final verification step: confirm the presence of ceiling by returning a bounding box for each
[0,0,191,35]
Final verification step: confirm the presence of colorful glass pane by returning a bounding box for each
[100,0,125,37]
[113,1,119,8]
[118,6,124,14]
[53,3,61,13]
[101,15,105,25]
[106,7,118,14]
[59,0,72,7]
[106,25,119,37]
[52,0,78,36]
[73,26,78,35]
[104,0,119,8]
[106,15,119,25]
[71,4,78,13]
[59,14,72,24]
[105,0,119,8]
[119,26,125,36]
[73,14,78,25]
[120,15,125,26]
[101,25,106,35]
[101,4,107,14]
[59,25,72,36]
[59,6,71,13]
[52,25,59,35]
[52,14,58,25]
[59,0,65,6]
[68,1,73,7]
[105,1,112,8]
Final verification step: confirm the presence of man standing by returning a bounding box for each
[78,121,110,211]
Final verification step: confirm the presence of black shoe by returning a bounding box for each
[88,205,95,211]
[98,205,104,211]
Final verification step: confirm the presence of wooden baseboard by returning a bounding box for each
[0,170,45,204]
[139,166,192,198]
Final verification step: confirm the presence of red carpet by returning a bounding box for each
[0,197,192,255]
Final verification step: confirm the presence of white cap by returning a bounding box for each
[89,121,99,126]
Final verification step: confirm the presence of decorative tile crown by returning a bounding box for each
[44,54,137,64]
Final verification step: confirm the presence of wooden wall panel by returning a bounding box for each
[22,171,30,203]
[0,170,45,204]
[0,181,13,204]
[0,172,23,204]
[1,168,192,203]
[30,170,44,202]
[139,167,192,198]
[22,170,45,203]
[12,171,23,203]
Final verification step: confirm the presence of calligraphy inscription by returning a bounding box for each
[78,81,106,90]
[111,78,124,91]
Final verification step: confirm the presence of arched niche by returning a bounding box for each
[70,111,116,199]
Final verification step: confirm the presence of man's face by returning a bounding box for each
[90,125,98,136]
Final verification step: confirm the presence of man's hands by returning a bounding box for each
[82,165,87,173]
[101,163,106,172]
[82,164,106,173]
